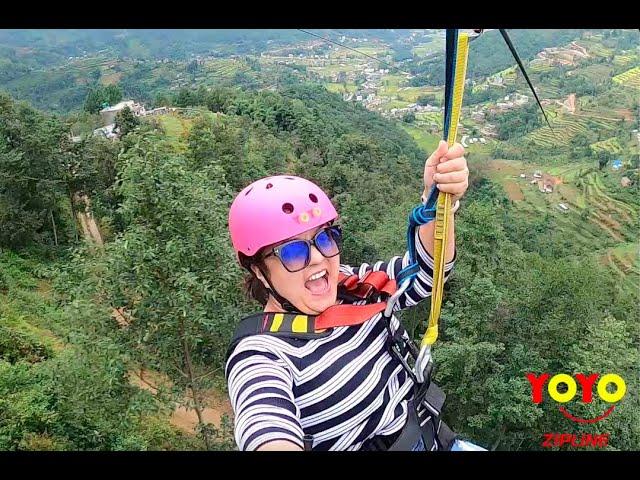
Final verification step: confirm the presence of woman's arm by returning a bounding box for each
[226,343,305,451]
[257,440,303,451]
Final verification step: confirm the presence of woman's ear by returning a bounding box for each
[251,264,270,289]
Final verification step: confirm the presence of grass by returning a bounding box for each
[578,39,615,58]
[399,123,441,154]
[577,64,614,82]
[157,114,193,152]
[412,37,445,58]
[382,99,411,110]
[0,251,68,360]
[324,82,357,94]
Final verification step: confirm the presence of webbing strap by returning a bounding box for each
[422,29,470,349]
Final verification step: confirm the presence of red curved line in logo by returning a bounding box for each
[559,405,615,424]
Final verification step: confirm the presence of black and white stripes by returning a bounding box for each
[226,230,455,451]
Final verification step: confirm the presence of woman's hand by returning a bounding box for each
[424,140,469,203]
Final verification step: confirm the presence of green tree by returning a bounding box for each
[417,94,436,106]
[84,85,123,114]
[101,131,245,449]
[402,111,416,123]
[0,93,72,249]
[114,106,140,137]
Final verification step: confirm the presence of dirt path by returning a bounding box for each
[74,193,103,246]
[128,368,233,435]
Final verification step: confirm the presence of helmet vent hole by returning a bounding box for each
[309,193,318,203]
[282,203,294,214]
[244,187,253,196]
[285,177,295,180]
[266,183,273,189]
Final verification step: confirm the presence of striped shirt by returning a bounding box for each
[225,230,455,451]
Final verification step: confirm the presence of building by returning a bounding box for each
[612,159,623,171]
[146,107,168,116]
[558,203,569,212]
[93,124,117,139]
[538,180,553,193]
[99,100,145,126]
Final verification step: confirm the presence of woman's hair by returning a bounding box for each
[239,250,270,305]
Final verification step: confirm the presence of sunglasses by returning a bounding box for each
[263,225,343,273]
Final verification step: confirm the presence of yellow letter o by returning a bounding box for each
[548,374,577,403]
[597,374,626,403]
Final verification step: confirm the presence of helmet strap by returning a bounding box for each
[255,264,302,313]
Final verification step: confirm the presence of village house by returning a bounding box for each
[93,124,117,140]
[536,173,562,194]
[99,100,145,126]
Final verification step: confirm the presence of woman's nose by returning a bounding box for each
[308,243,325,265]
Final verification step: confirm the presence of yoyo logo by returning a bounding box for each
[526,373,626,424]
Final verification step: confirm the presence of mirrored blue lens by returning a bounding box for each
[279,241,310,272]
[329,226,342,248]
[316,228,340,257]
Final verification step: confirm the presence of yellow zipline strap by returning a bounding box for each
[421,31,470,349]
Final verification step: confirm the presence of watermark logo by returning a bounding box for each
[526,373,626,448]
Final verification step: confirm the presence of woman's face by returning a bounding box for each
[255,224,340,315]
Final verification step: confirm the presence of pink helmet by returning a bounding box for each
[229,175,338,257]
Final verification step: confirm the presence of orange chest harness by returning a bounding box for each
[228,270,398,352]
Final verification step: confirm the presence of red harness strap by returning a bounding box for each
[313,271,397,330]
[338,271,397,300]
[315,302,388,330]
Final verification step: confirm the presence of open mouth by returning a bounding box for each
[304,269,330,296]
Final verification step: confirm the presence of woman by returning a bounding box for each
[226,140,477,451]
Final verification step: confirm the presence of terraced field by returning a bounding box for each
[590,137,623,155]
[486,160,638,250]
[524,112,616,147]
[537,77,562,98]
[613,53,639,68]
[396,86,438,103]
[576,64,614,82]
[578,39,615,58]
[528,59,555,74]
[203,58,249,79]
[416,112,443,130]
[601,242,640,277]
[613,66,640,89]
[597,242,640,296]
